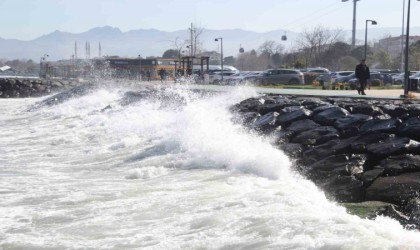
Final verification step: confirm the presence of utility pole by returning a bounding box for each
[190,23,194,57]
[99,42,102,58]
[342,0,359,48]
[401,0,406,72]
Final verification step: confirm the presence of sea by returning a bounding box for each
[0,82,419,250]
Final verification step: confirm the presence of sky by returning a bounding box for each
[0,0,419,40]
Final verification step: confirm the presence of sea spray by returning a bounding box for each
[0,84,419,249]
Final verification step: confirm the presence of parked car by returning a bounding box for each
[347,72,384,86]
[250,69,304,85]
[208,71,236,84]
[330,71,354,83]
[334,72,356,83]
[305,67,331,74]
[393,71,419,84]
[226,71,251,85]
[242,71,264,82]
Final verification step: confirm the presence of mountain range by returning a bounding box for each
[1,25,420,61]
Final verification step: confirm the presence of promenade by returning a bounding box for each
[148,81,420,100]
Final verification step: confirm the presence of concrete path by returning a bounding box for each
[144,81,420,100]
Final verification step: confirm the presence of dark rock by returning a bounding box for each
[350,133,393,153]
[291,126,339,146]
[31,83,96,108]
[380,155,420,176]
[350,104,384,116]
[312,104,335,114]
[361,169,384,186]
[307,154,366,178]
[252,112,279,132]
[319,175,364,202]
[301,98,329,110]
[257,103,287,115]
[234,112,260,126]
[407,104,420,117]
[398,117,420,141]
[238,97,265,112]
[276,108,313,127]
[301,140,340,165]
[381,104,408,118]
[359,118,401,135]
[366,136,420,157]
[279,143,306,158]
[366,172,420,205]
[285,118,320,133]
[272,129,295,144]
[313,107,350,126]
[334,114,372,137]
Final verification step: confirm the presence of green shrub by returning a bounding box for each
[304,73,317,85]
[371,79,382,87]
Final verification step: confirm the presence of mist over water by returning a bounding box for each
[1,83,419,249]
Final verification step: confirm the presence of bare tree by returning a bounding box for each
[297,25,343,67]
[192,23,206,56]
[168,37,188,58]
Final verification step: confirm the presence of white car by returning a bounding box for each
[208,71,237,84]
[331,71,354,83]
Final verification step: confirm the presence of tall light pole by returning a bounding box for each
[364,20,377,60]
[401,0,406,72]
[215,37,223,82]
[403,0,420,96]
[342,0,359,48]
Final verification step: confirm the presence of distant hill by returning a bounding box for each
[0,25,419,61]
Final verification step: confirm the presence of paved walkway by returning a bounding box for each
[144,81,420,100]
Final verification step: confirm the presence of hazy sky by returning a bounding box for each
[0,0,419,40]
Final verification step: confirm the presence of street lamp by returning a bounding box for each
[342,0,360,48]
[364,20,377,60]
[40,54,49,78]
[403,0,420,96]
[138,54,142,81]
[215,37,223,82]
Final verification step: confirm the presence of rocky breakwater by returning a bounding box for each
[231,94,420,229]
[0,78,80,98]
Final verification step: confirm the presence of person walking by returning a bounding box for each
[355,59,370,95]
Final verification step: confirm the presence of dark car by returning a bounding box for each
[250,69,304,85]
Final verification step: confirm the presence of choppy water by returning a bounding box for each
[0,82,419,250]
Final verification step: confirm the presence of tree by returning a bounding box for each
[297,25,343,67]
[372,50,393,69]
[224,56,235,65]
[162,49,179,58]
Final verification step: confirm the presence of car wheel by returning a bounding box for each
[289,79,299,85]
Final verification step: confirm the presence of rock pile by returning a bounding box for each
[231,94,420,229]
[0,78,80,98]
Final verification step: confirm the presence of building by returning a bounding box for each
[374,35,420,58]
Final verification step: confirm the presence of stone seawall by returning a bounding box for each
[0,78,80,98]
[232,94,420,229]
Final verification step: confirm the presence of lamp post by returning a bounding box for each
[342,0,359,48]
[39,54,49,78]
[138,54,142,81]
[364,20,377,60]
[215,37,223,82]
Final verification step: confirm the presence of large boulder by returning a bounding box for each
[334,114,372,137]
[350,103,384,116]
[279,143,306,159]
[313,107,350,126]
[398,117,420,141]
[306,154,366,179]
[276,107,313,127]
[379,154,420,176]
[252,112,279,132]
[350,133,394,153]
[366,172,420,206]
[366,136,420,157]
[319,175,364,202]
[238,97,265,112]
[291,126,339,146]
[301,139,341,165]
[285,119,320,133]
[359,118,401,135]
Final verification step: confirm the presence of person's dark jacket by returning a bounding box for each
[355,63,370,80]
